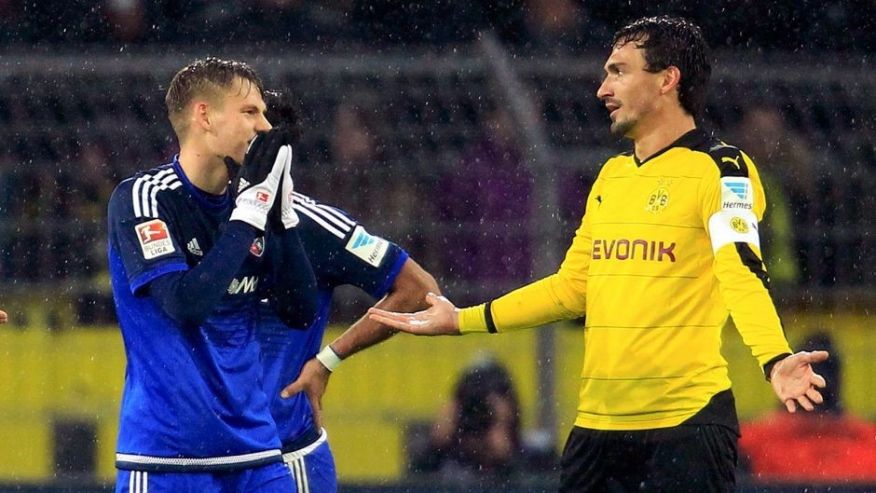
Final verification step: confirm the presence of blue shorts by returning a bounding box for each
[282,428,337,493]
[116,461,294,493]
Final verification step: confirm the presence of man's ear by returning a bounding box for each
[192,100,211,132]
[661,66,682,96]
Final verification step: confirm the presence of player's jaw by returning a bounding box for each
[219,135,251,165]
[223,121,262,164]
[604,98,635,137]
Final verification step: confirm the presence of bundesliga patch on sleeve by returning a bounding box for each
[135,219,175,260]
[345,225,389,267]
[720,177,753,211]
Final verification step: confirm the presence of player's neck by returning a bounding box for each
[178,146,229,195]
[632,109,696,162]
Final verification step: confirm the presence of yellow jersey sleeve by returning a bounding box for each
[457,179,598,333]
[700,147,792,367]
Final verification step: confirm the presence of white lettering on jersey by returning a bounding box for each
[135,219,175,260]
[345,225,389,267]
[228,275,259,295]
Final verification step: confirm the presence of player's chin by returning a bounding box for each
[609,118,635,137]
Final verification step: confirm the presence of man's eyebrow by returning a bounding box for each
[604,62,627,73]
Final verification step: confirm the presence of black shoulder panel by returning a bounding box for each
[705,141,749,178]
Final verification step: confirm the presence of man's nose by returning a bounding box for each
[596,80,611,100]
[257,115,272,131]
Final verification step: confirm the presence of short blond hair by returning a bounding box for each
[165,57,264,140]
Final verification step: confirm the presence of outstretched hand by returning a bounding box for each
[0,310,7,324]
[280,357,332,429]
[770,350,830,413]
[367,292,461,336]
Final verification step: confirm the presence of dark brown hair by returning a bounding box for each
[613,16,711,117]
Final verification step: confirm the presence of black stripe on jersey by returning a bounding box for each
[706,143,749,178]
[734,242,770,290]
[735,242,789,360]
[484,301,498,333]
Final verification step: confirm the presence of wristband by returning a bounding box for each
[763,352,791,382]
[315,345,342,372]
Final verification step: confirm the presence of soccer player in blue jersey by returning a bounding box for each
[255,92,440,492]
[107,58,317,493]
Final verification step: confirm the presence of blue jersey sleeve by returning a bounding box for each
[292,193,408,297]
[107,177,188,294]
[264,227,318,328]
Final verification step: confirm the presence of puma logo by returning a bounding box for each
[721,156,741,169]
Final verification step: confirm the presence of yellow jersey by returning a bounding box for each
[459,128,792,430]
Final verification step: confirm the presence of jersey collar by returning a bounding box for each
[172,156,231,210]
[634,127,709,167]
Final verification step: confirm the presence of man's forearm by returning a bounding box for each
[330,258,438,359]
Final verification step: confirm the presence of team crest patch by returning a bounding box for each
[730,216,750,234]
[135,219,175,260]
[250,237,265,257]
[345,226,389,267]
[645,187,670,213]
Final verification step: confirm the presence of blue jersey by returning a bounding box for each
[107,158,282,472]
[257,193,408,449]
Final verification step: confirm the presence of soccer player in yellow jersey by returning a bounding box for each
[370,16,829,492]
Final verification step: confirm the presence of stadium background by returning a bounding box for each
[0,1,874,492]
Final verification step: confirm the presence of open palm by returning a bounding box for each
[771,350,830,412]
[367,293,460,336]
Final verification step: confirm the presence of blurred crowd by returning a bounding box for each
[0,0,874,53]
[0,1,874,325]
[0,90,868,311]
[0,80,871,288]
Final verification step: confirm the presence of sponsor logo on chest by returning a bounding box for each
[592,238,676,262]
[228,275,259,295]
